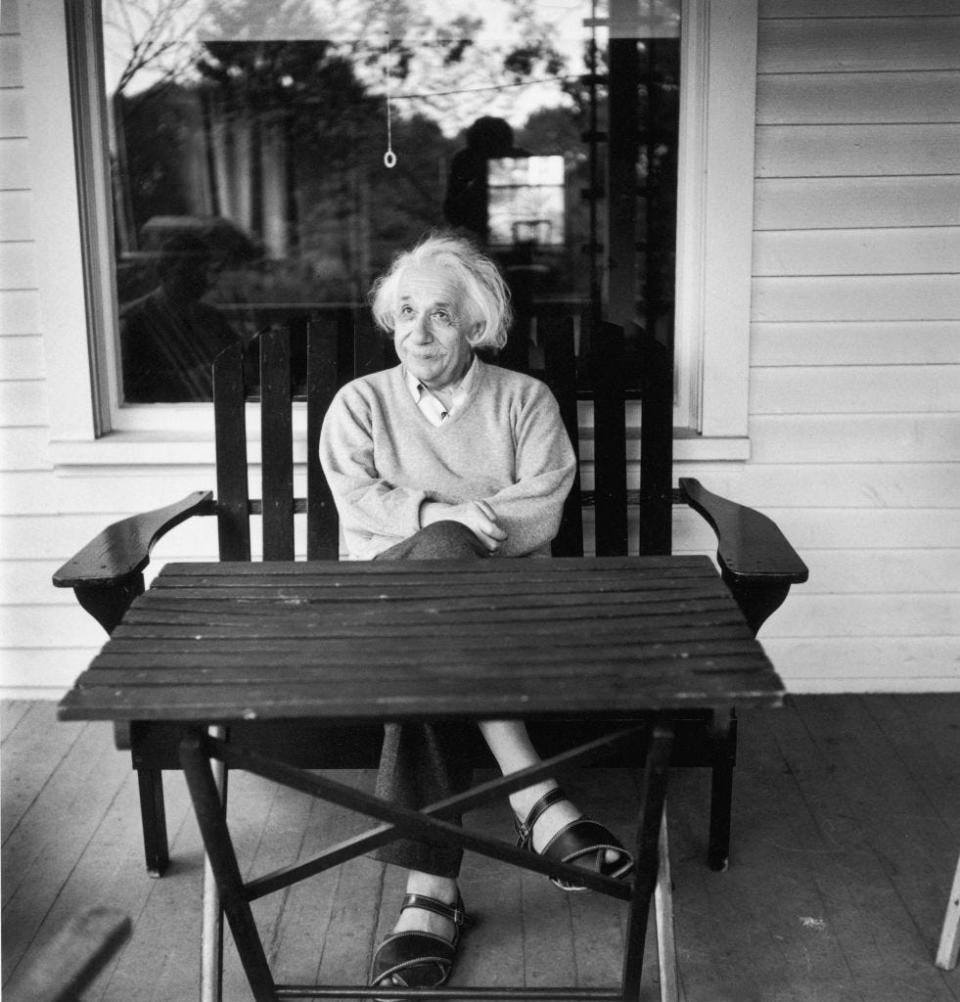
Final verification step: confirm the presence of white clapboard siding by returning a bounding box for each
[752,275,958,323]
[753,228,960,277]
[0,288,39,334]
[749,0,959,691]
[1,649,101,693]
[0,89,27,135]
[761,1,959,17]
[754,177,960,231]
[0,190,32,239]
[756,124,960,178]
[0,239,37,287]
[761,638,960,692]
[0,37,23,88]
[751,322,960,367]
[0,333,44,380]
[0,138,30,189]
[750,366,958,414]
[0,380,49,425]
[750,415,956,464]
[757,16,960,73]
[0,427,50,471]
[757,70,960,124]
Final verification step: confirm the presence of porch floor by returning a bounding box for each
[3,695,959,1002]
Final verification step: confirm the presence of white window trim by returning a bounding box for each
[27,0,756,468]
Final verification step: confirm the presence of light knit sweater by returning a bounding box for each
[319,359,577,559]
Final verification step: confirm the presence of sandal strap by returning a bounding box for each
[400,893,468,929]
[516,787,577,847]
[371,931,455,988]
[541,817,630,865]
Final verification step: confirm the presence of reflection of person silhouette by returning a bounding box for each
[443,116,529,245]
[120,234,241,402]
[444,118,536,371]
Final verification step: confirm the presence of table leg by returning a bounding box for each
[621,724,673,1002]
[655,807,678,1002]
[180,731,277,1002]
[201,726,228,1002]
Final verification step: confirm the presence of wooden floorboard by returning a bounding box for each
[2,696,959,1002]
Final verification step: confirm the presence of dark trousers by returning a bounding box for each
[372,521,489,877]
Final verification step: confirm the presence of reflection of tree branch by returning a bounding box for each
[106,0,205,95]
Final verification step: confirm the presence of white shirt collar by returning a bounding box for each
[404,356,477,427]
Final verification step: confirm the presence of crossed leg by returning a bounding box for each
[369,521,629,994]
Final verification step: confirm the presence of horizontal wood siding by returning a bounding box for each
[711,0,960,690]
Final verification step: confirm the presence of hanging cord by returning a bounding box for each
[383,38,396,168]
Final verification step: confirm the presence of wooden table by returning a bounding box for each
[59,555,785,1002]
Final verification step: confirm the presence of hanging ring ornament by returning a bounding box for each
[383,40,397,168]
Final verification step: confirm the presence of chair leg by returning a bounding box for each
[707,712,737,871]
[136,768,170,877]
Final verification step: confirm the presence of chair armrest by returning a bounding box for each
[53,491,214,588]
[679,477,808,635]
[52,491,213,634]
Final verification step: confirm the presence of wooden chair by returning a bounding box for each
[53,316,807,881]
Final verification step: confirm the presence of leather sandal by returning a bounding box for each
[369,892,470,1000]
[516,787,634,892]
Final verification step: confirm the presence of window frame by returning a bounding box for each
[27,0,756,467]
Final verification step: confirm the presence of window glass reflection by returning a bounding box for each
[103,0,679,402]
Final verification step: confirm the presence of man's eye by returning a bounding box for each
[398,305,415,318]
[431,311,451,323]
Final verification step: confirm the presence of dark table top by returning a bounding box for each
[58,555,784,725]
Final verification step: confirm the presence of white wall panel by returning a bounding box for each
[0,37,23,87]
[0,334,44,380]
[755,177,960,231]
[0,138,30,189]
[753,228,960,277]
[752,275,958,322]
[761,1,959,16]
[751,322,960,367]
[0,380,47,426]
[0,91,27,136]
[750,365,959,414]
[762,637,960,693]
[0,427,49,471]
[0,289,39,334]
[0,190,32,239]
[757,71,960,125]
[757,17,960,73]
[0,241,36,288]
[756,124,960,178]
[750,415,958,464]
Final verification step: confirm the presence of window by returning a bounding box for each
[29,0,757,460]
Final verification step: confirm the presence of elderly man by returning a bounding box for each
[320,232,631,997]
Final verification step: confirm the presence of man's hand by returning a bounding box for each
[420,499,508,552]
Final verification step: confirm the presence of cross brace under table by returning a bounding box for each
[179,721,677,1002]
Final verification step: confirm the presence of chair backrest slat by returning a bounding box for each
[637,325,673,555]
[541,316,584,557]
[260,329,295,560]
[213,341,252,560]
[592,321,628,556]
[307,320,340,560]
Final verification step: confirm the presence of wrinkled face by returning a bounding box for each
[393,264,478,391]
